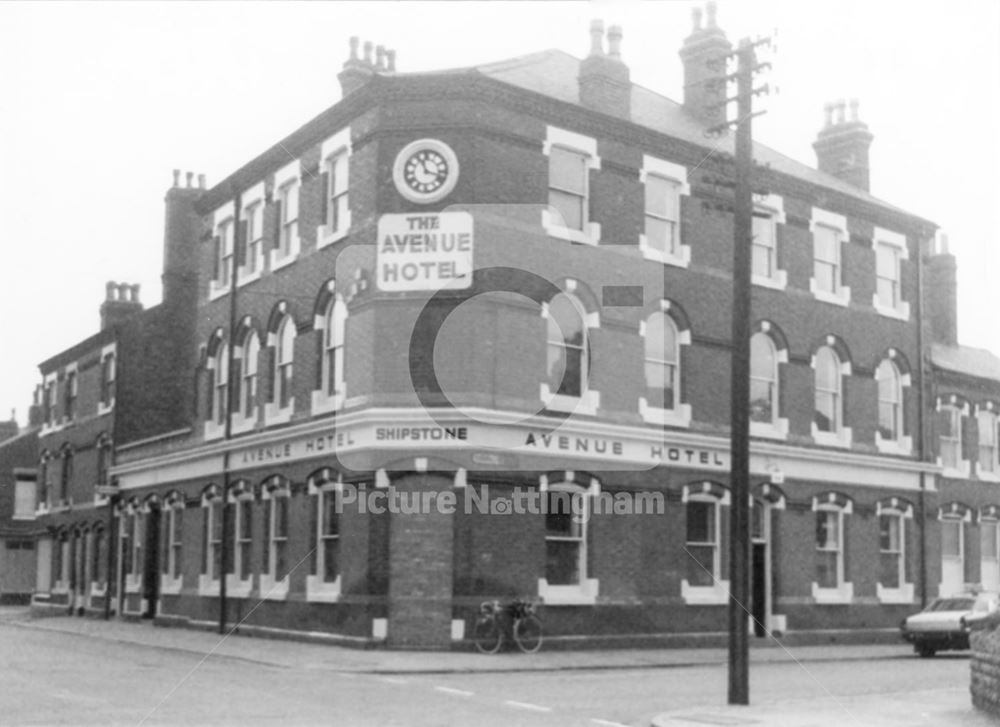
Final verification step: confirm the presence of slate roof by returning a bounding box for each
[932,343,1000,382]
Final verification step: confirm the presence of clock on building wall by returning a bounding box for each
[392,138,460,204]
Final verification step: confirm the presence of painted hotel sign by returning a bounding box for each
[376,212,473,291]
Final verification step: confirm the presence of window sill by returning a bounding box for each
[197,575,220,596]
[311,390,344,416]
[538,578,599,605]
[203,420,226,441]
[540,384,600,417]
[230,415,257,436]
[875,433,913,456]
[237,267,263,288]
[316,221,351,250]
[639,399,692,428]
[305,574,341,603]
[811,581,854,604]
[542,209,601,246]
[938,458,971,479]
[269,247,299,272]
[96,401,115,417]
[681,579,730,605]
[876,582,914,605]
[208,281,230,302]
[811,423,853,449]
[750,418,789,441]
[264,402,294,426]
[11,514,36,521]
[125,577,142,595]
[809,280,851,307]
[974,464,1000,483]
[160,576,183,596]
[225,576,253,599]
[638,234,690,268]
[752,269,788,291]
[89,584,107,598]
[259,574,290,600]
[872,297,910,322]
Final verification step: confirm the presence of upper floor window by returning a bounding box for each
[542,127,600,245]
[242,198,264,278]
[752,212,777,280]
[813,224,841,294]
[240,332,260,421]
[214,217,234,288]
[271,161,301,269]
[211,344,229,426]
[59,447,73,503]
[644,174,681,257]
[750,333,778,425]
[938,403,964,471]
[978,408,999,475]
[323,298,346,401]
[99,351,116,409]
[327,152,349,235]
[64,371,77,421]
[42,379,56,427]
[644,312,679,411]
[274,317,295,411]
[876,360,903,441]
[875,243,901,309]
[813,346,842,434]
[96,435,111,488]
[546,293,587,399]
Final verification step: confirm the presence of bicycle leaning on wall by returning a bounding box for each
[472,597,543,654]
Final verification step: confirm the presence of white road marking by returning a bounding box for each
[504,700,553,713]
[434,686,474,697]
[591,720,631,727]
[378,676,409,684]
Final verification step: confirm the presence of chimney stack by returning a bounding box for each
[338,36,390,97]
[578,19,631,120]
[28,385,44,429]
[679,1,732,128]
[926,233,959,346]
[99,280,144,330]
[812,98,875,191]
[163,170,203,308]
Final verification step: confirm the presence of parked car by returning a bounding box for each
[900,592,1000,657]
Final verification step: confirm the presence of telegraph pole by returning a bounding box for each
[707,35,771,706]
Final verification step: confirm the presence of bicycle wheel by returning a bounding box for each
[513,614,543,654]
[473,616,502,654]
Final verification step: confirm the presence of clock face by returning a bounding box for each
[393,139,460,204]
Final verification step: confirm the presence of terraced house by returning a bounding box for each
[35,6,977,649]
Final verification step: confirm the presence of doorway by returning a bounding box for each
[142,506,160,618]
[750,499,770,637]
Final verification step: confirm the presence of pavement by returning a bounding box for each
[1,606,990,726]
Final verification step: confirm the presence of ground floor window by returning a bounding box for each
[878,513,904,589]
[815,508,844,589]
[685,498,719,587]
[981,518,999,591]
[941,515,964,596]
[544,485,588,586]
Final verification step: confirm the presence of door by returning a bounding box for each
[750,499,770,637]
[142,507,160,618]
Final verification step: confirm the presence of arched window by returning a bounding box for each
[307,469,342,601]
[813,346,841,433]
[262,477,291,590]
[750,333,778,424]
[211,344,228,425]
[275,317,296,410]
[644,312,679,410]
[323,298,347,399]
[546,293,587,398]
[241,332,260,419]
[813,494,853,602]
[876,360,902,441]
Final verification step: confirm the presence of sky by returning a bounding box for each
[0,0,998,427]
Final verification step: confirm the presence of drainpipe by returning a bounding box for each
[219,192,242,634]
[915,227,934,609]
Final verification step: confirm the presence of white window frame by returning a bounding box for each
[203,340,228,441]
[811,496,854,604]
[41,373,58,433]
[264,313,295,425]
[232,330,260,435]
[312,290,347,415]
[89,525,107,597]
[639,155,690,267]
[97,343,116,415]
[227,492,254,598]
[269,160,301,271]
[13,473,36,520]
[874,355,913,455]
[638,302,692,427]
[317,127,352,249]
[542,126,601,245]
[209,200,235,301]
[54,533,71,594]
[981,516,1000,593]
[237,182,265,286]
[975,405,1000,482]
[939,510,968,597]
[63,367,78,423]
[306,476,343,602]
[538,477,600,605]
[808,208,851,306]
[749,326,789,440]
[260,486,290,600]
[161,500,184,595]
[198,494,222,596]
[123,509,143,595]
[872,227,910,320]
[937,398,971,478]
[875,500,914,604]
[751,193,787,290]
[540,286,601,416]
[810,341,853,448]
[680,483,731,605]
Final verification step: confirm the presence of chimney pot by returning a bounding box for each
[589,19,605,56]
[172,169,180,187]
[692,7,703,32]
[131,284,141,302]
[849,98,860,122]
[186,171,194,188]
[198,173,206,189]
[940,233,950,255]
[607,25,623,59]
[706,1,718,28]
[376,45,386,70]
[823,103,834,128]
[106,281,115,300]
[387,49,396,72]
[363,41,373,66]
[349,36,359,61]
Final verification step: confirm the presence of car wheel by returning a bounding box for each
[916,644,936,658]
